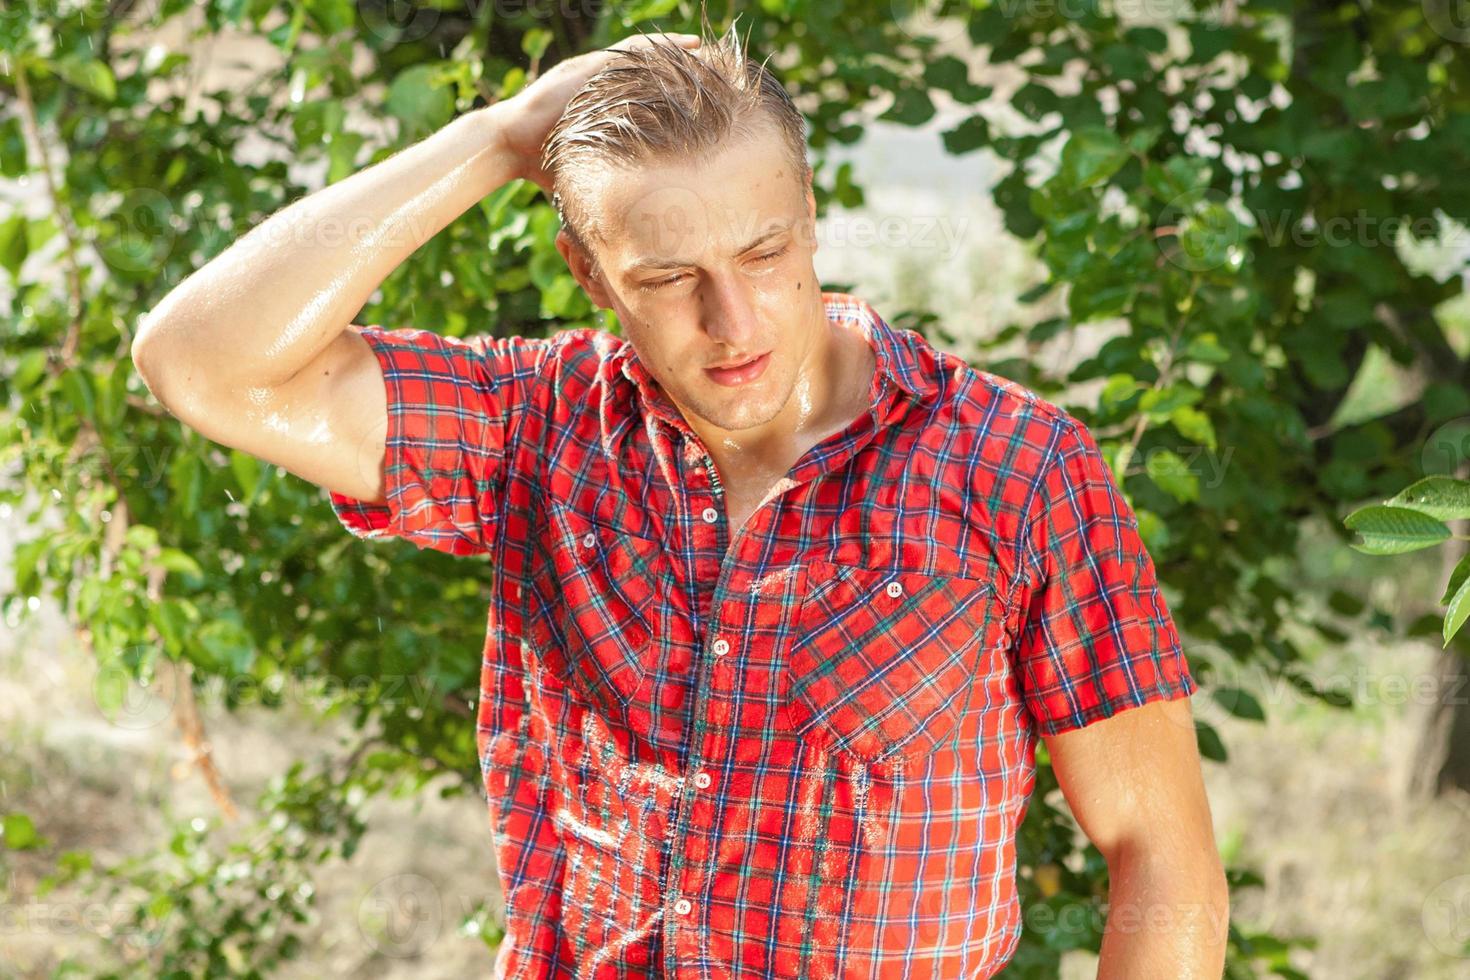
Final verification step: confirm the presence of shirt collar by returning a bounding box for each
[614,291,928,431]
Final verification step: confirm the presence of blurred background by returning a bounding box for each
[3,1,1470,977]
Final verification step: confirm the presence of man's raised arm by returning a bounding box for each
[129,32,701,505]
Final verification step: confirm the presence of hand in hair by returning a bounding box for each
[498,32,703,193]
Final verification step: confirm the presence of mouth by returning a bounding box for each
[704,351,772,387]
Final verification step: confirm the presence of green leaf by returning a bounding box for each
[1446,573,1470,647]
[0,214,29,279]
[386,64,454,138]
[1139,384,1202,420]
[168,450,205,519]
[1386,476,1470,522]
[1195,720,1228,762]
[941,115,990,155]
[2,812,42,850]
[196,617,257,675]
[618,0,679,23]
[1144,155,1211,201]
[157,548,204,578]
[1058,127,1129,189]
[0,117,26,178]
[1169,406,1217,451]
[1145,448,1200,503]
[1344,505,1451,555]
[60,367,96,422]
[54,56,117,102]
[1328,589,1366,616]
[149,597,197,658]
[1444,553,1470,608]
[521,27,553,61]
[306,0,355,34]
[1182,332,1230,364]
[1212,686,1265,721]
[230,449,261,502]
[881,88,936,126]
[13,348,48,392]
[924,56,990,103]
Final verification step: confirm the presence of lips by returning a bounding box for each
[704,351,771,387]
[709,353,763,370]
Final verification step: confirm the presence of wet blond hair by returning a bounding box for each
[540,13,811,259]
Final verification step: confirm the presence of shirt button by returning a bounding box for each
[692,771,713,790]
[673,898,693,916]
[701,507,719,523]
[711,638,730,657]
[581,532,596,549]
[885,580,904,598]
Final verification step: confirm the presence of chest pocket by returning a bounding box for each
[524,502,662,725]
[782,558,998,763]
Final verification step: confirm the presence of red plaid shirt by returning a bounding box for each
[329,291,1195,978]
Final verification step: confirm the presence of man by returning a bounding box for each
[132,22,1228,979]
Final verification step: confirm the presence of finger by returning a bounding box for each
[618,32,702,51]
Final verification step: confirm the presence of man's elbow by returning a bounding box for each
[131,313,203,414]
[131,312,170,389]
[1106,834,1231,940]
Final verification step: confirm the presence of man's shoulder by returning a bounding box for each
[539,325,629,376]
[910,334,1086,472]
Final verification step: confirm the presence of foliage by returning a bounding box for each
[4,0,1469,976]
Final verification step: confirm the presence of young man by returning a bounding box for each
[132,23,1228,980]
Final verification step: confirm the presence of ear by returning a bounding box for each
[556,227,613,309]
[804,182,817,255]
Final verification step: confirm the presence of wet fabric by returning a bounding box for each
[328,291,1196,978]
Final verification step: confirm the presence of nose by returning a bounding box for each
[700,270,762,354]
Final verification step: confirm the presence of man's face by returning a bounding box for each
[558,123,823,436]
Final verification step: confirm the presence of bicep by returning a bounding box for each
[1043,697,1214,859]
[226,327,389,505]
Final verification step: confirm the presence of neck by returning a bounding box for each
[687,307,876,486]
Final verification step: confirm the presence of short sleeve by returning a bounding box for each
[1012,418,1196,736]
[327,324,554,557]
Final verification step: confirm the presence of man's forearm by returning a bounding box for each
[132,102,520,393]
[1096,844,1230,979]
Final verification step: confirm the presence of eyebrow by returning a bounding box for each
[625,223,791,274]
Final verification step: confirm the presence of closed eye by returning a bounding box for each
[641,245,791,291]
